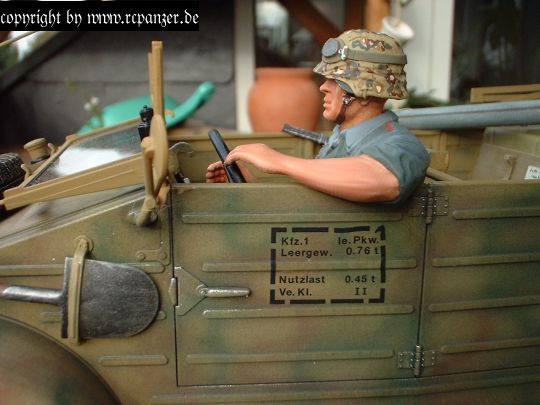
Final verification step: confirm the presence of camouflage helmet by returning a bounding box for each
[313,29,408,100]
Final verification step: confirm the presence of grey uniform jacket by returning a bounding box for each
[317,111,430,204]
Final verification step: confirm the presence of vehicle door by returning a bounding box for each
[171,183,428,386]
[417,180,540,377]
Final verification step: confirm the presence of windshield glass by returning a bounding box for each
[27,125,141,186]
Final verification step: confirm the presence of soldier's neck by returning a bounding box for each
[340,99,385,130]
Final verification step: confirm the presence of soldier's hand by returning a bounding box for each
[206,161,228,183]
[225,144,284,175]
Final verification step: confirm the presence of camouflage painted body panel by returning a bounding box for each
[0,189,178,404]
[0,317,118,404]
[421,182,540,377]
[173,184,425,386]
[0,130,539,403]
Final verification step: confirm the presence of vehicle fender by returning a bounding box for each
[0,316,118,405]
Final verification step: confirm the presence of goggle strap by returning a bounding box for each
[336,46,407,65]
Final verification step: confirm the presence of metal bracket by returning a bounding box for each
[168,141,195,160]
[398,345,436,377]
[175,267,204,316]
[168,141,195,184]
[503,153,517,180]
[128,195,159,227]
[135,246,167,263]
[338,45,349,60]
[409,189,448,224]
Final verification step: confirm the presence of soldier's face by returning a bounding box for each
[320,79,345,123]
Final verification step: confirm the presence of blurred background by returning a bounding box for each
[0,0,539,147]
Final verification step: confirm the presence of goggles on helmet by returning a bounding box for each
[321,37,407,65]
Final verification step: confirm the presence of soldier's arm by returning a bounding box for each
[224,143,399,202]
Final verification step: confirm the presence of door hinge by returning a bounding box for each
[398,344,436,377]
[409,188,448,224]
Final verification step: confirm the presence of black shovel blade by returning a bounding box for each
[65,258,159,339]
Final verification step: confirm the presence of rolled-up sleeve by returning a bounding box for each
[362,135,430,203]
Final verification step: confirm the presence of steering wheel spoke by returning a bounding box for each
[208,129,246,183]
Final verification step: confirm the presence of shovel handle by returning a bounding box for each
[0,283,63,305]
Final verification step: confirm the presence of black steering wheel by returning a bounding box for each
[208,129,246,183]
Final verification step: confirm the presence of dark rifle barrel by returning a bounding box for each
[282,123,328,145]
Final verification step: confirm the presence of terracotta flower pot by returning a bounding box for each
[248,67,321,132]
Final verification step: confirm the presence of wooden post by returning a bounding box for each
[149,41,164,118]
[345,0,365,30]
[277,0,340,45]
[364,0,390,31]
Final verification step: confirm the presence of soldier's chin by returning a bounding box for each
[322,109,338,123]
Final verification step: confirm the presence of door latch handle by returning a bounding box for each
[196,285,250,298]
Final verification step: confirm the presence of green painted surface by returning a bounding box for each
[0,129,539,403]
